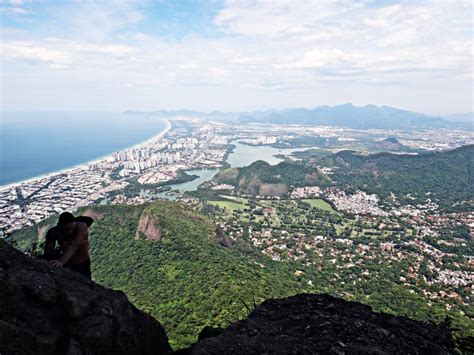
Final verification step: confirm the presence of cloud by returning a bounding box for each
[0,0,472,113]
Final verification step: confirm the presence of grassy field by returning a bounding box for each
[302,199,337,214]
[208,200,248,211]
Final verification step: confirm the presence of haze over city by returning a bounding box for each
[1,0,473,115]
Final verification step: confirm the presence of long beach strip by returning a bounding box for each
[0,119,171,192]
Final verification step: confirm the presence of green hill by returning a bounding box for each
[89,201,308,348]
[212,145,473,208]
[9,201,303,349]
[213,160,331,196]
[319,144,474,207]
[6,199,473,351]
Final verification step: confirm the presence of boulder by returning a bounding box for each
[181,293,455,354]
[0,240,172,355]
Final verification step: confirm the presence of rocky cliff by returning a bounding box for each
[180,293,456,354]
[0,240,172,355]
[135,210,162,240]
[0,238,457,354]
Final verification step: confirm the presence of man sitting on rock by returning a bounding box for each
[43,212,94,279]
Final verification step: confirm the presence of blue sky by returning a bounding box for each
[1,0,472,115]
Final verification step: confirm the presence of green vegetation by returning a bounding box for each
[213,160,330,196]
[301,199,337,214]
[290,148,333,159]
[8,201,303,349]
[6,197,473,352]
[89,201,305,349]
[319,145,473,208]
[208,200,248,211]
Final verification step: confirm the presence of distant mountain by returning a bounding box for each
[444,112,473,123]
[125,104,462,130]
[236,104,451,130]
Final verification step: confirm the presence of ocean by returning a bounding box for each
[0,112,167,187]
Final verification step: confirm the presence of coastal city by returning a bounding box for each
[1,117,473,235]
[0,115,473,336]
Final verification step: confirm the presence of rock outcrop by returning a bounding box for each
[135,211,162,240]
[0,240,172,355]
[181,293,455,354]
[215,226,232,248]
[376,137,403,151]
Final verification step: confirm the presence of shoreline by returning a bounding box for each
[0,118,172,192]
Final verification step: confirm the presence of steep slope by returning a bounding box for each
[0,239,172,355]
[181,294,456,354]
[84,201,303,349]
[6,199,473,351]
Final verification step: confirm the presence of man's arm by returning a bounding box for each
[52,224,87,267]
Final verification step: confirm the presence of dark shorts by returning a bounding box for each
[69,258,92,280]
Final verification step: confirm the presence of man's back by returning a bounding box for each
[45,222,89,265]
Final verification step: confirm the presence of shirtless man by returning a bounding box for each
[44,212,93,279]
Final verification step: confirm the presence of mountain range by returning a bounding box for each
[125,103,472,130]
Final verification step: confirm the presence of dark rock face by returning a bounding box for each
[182,294,455,354]
[0,240,172,355]
[215,226,232,248]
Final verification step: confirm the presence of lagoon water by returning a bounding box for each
[226,142,286,167]
[142,168,219,201]
[2,113,314,197]
[0,112,167,186]
[226,141,314,167]
[156,142,315,198]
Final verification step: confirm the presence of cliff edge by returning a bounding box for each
[180,293,456,354]
[0,240,172,355]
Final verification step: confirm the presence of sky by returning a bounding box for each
[1,0,472,115]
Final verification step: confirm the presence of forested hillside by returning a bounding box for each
[320,144,474,207]
[6,199,473,351]
[213,160,330,196]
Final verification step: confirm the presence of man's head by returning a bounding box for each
[57,212,75,236]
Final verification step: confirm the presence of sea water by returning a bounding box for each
[0,112,167,186]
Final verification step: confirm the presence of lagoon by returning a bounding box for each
[142,168,219,200]
[227,141,317,167]
[155,142,317,199]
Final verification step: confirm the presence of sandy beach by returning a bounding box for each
[0,118,172,192]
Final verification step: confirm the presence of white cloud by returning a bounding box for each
[1,0,472,113]
[1,41,71,65]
